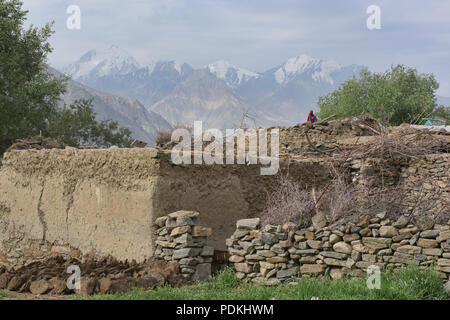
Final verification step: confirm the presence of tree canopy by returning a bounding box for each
[0,0,132,154]
[317,65,440,126]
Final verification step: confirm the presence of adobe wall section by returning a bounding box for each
[0,148,331,269]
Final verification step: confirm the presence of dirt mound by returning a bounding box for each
[6,136,65,153]
[0,256,185,296]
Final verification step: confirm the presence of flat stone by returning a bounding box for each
[256,250,276,258]
[295,249,318,256]
[437,259,450,266]
[392,233,412,242]
[155,240,177,248]
[260,261,275,269]
[237,218,260,230]
[422,248,443,256]
[245,254,265,261]
[300,264,324,274]
[439,230,450,241]
[168,210,200,219]
[379,226,398,237]
[420,230,440,238]
[362,237,392,249]
[417,238,439,248]
[320,251,348,260]
[170,226,191,237]
[396,245,422,255]
[266,256,287,263]
[173,248,200,259]
[324,258,347,267]
[333,242,352,254]
[343,234,360,242]
[229,255,244,263]
[234,263,252,273]
[307,240,323,249]
[276,267,298,279]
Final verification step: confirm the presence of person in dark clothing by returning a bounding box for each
[307,110,317,123]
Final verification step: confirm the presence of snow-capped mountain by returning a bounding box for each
[207,60,259,88]
[49,67,171,144]
[63,45,141,81]
[63,47,193,107]
[61,47,365,129]
[271,54,341,85]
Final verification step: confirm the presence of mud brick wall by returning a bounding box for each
[226,215,450,285]
[152,211,213,282]
[0,148,331,269]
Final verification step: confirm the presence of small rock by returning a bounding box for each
[30,279,50,295]
[393,216,409,228]
[192,263,211,282]
[333,242,352,254]
[312,212,327,230]
[237,218,260,230]
[379,226,398,238]
[416,216,434,231]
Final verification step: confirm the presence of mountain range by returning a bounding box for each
[58,45,449,144]
[49,67,171,144]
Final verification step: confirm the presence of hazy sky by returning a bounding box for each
[21,0,450,96]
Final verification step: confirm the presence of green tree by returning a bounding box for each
[431,106,450,125]
[46,99,132,148]
[0,0,133,154]
[317,65,439,126]
[0,0,65,152]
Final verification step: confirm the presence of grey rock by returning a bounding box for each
[237,218,260,230]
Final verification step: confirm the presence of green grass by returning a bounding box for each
[77,267,450,300]
[0,290,10,299]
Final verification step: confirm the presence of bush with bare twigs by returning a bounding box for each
[260,174,315,228]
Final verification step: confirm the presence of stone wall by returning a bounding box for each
[226,215,450,285]
[152,210,213,282]
[400,154,449,220]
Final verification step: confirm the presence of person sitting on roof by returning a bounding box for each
[307,110,317,123]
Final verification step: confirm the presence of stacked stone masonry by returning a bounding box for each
[226,214,450,285]
[153,211,214,282]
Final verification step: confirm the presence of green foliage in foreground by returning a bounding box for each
[79,267,449,300]
[0,1,132,154]
[0,290,10,298]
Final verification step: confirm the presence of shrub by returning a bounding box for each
[260,175,315,228]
